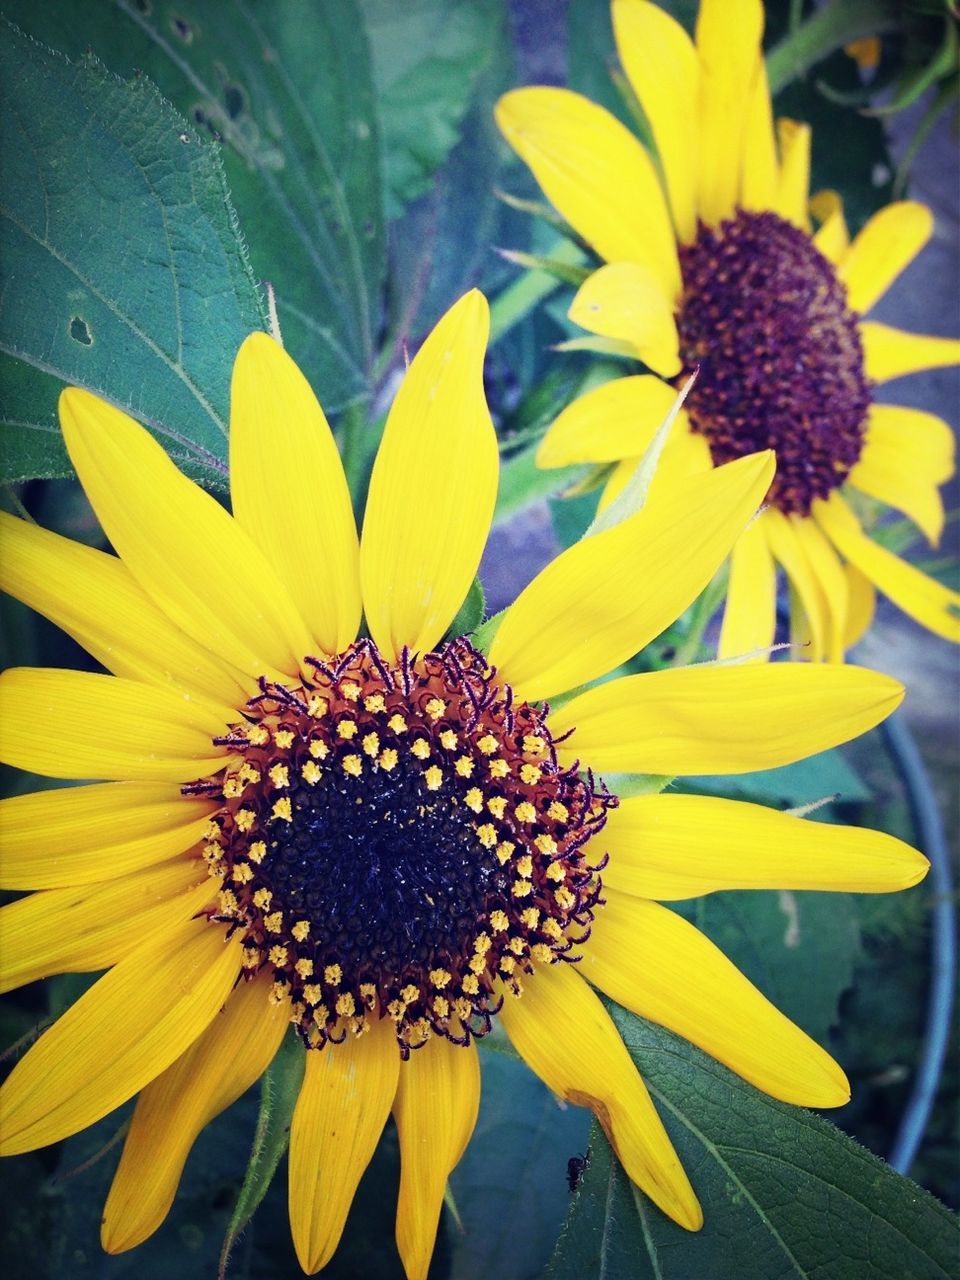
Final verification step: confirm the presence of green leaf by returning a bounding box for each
[493,445,585,524]
[447,576,487,640]
[686,745,872,807]
[0,22,267,488]
[3,0,385,414]
[218,1028,305,1279]
[549,1003,958,1280]
[450,1049,589,1280]
[362,0,503,217]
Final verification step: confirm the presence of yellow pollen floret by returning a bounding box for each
[454,997,473,1020]
[515,801,536,824]
[340,680,362,701]
[312,1004,329,1026]
[454,756,474,778]
[307,694,328,717]
[401,984,420,1005]
[509,936,526,956]
[388,999,405,1023]
[264,910,284,932]
[272,797,293,823]
[439,729,458,750]
[218,888,239,913]
[489,758,510,779]
[541,917,563,940]
[342,754,363,777]
[269,944,289,967]
[496,840,516,864]
[512,880,533,899]
[379,748,398,771]
[489,910,509,932]
[535,834,558,856]
[462,974,480,995]
[202,818,221,840]
[290,1001,305,1022]
[429,968,452,989]
[242,945,259,967]
[239,763,261,784]
[523,735,546,756]
[232,862,254,884]
[247,725,270,747]
[360,983,377,1008]
[292,919,311,941]
[499,955,517,975]
[253,887,273,910]
[477,734,498,755]
[487,796,507,819]
[474,932,492,954]
[432,995,450,1017]
[202,842,222,864]
[269,763,290,789]
[302,759,322,785]
[465,788,484,813]
[516,853,533,877]
[269,981,287,1005]
[362,732,380,757]
[302,983,322,1005]
[364,693,386,713]
[546,861,566,882]
[309,738,329,759]
[274,729,295,750]
[531,943,555,964]
[469,953,487,974]
[520,763,542,785]
[223,777,244,799]
[248,840,267,864]
[411,738,431,759]
[336,992,356,1017]
[475,823,497,848]
[324,964,343,986]
[548,801,568,822]
[337,719,358,739]
[424,765,443,791]
[521,907,541,929]
[554,887,575,910]
[235,809,255,832]
[425,697,446,721]
[388,714,407,734]
[294,959,314,980]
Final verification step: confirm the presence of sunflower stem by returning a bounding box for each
[766,0,900,93]
[672,567,729,666]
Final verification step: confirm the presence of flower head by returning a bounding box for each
[496,0,960,660]
[0,292,927,1277]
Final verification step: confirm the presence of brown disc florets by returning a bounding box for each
[186,638,614,1054]
[677,208,871,515]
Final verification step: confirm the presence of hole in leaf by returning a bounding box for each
[132,0,152,14]
[171,16,193,43]
[69,317,93,346]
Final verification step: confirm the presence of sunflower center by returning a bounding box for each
[187,638,613,1053]
[676,208,870,515]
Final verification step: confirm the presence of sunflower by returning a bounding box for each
[496,0,960,662]
[0,292,927,1277]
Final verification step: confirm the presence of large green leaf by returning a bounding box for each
[0,22,267,488]
[549,1003,958,1280]
[362,0,504,219]
[2,0,385,419]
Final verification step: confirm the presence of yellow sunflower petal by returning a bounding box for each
[0,782,215,890]
[0,668,231,783]
[289,1016,399,1275]
[549,660,903,775]
[489,451,774,703]
[861,321,960,383]
[789,514,848,662]
[499,962,702,1230]
[612,0,699,242]
[394,1036,480,1280]
[695,0,765,225]
[59,388,313,681]
[103,971,288,1253]
[762,507,828,661]
[858,403,955,488]
[774,118,812,231]
[815,493,960,642]
[0,862,214,995]
[494,87,681,297]
[848,453,946,547]
[0,513,251,706]
[740,59,778,211]
[360,292,497,661]
[0,917,242,1156]
[810,190,850,263]
[537,375,682,468]
[568,264,681,377]
[602,793,928,900]
[844,563,876,649]
[583,893,850,1106]
[229,333,361,657]
[838,202,933,315]
[718,517,777,660]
